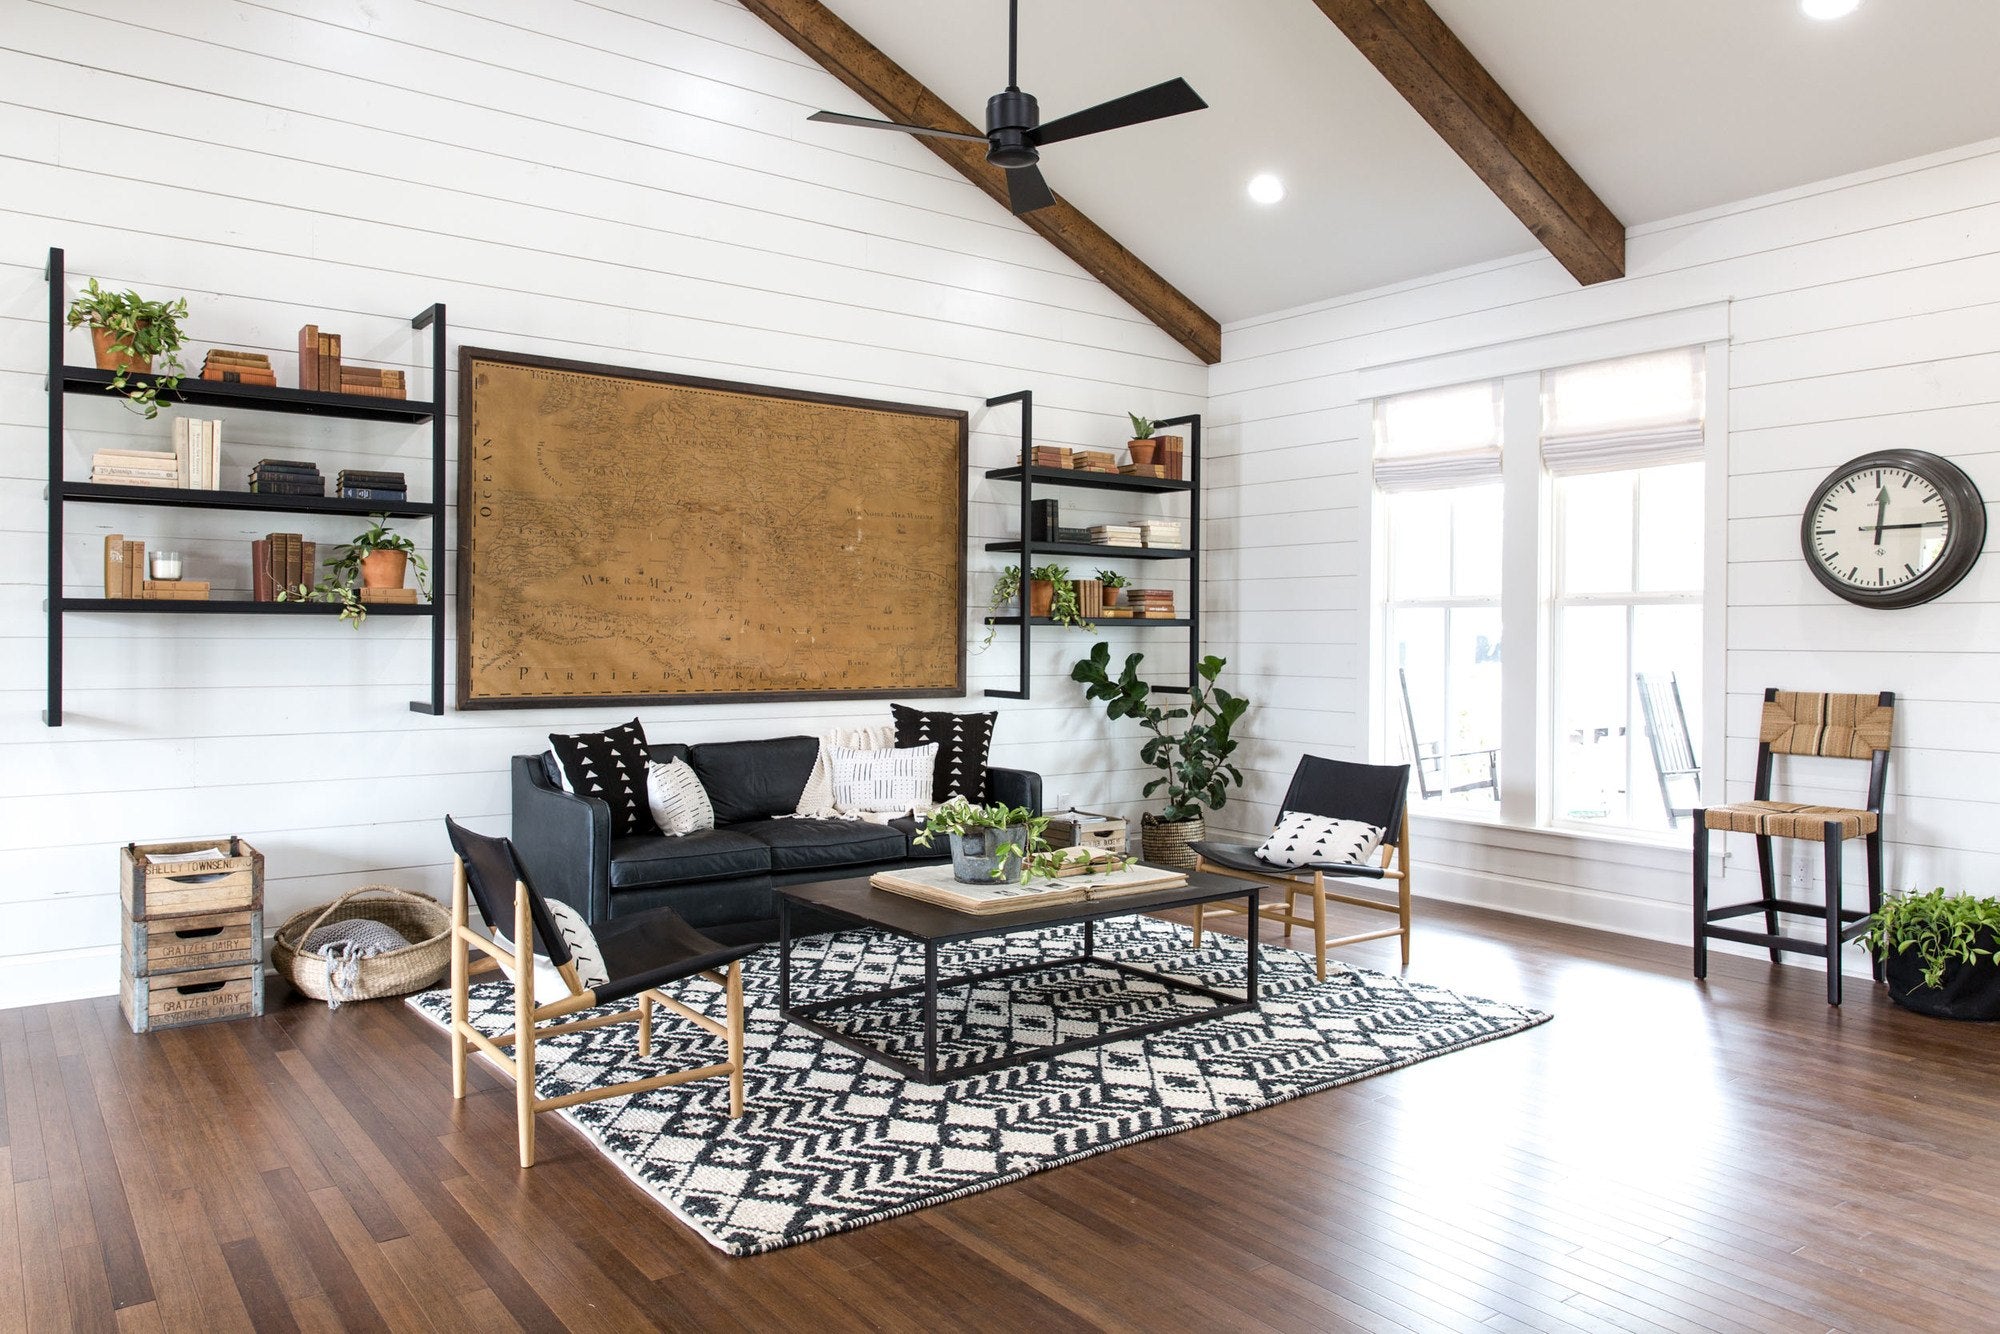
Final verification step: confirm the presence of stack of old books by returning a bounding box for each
[1076,578,1105,619]
[251,532,317,600]
[90,448,179,489]
[1030,445,1074,470]
[101,536,209,601]
[249,459,325,496]
[298,324,340,391]
[172,417,222,490]
[1140,519,1183,548]
[1126,588,1177,618]
[1156,435,1185,480]
[336,469,407,501]
[1088,523,1144,547]
[1120,460,1169,478]
[338,367,407,399]
[361,586,419,605]
[199,349,275,385]
[1073,449,1118,473]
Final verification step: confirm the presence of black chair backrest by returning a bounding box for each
[1279,755,1413,846]
[1637,673,1698,774]
[444,816,573,967]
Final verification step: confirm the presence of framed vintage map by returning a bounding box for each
[456,348,967,708]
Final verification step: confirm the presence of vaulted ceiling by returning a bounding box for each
[815,0,2000,325]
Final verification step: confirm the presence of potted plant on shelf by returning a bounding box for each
[1861,887,2000,1020]
[331,515,432,597]
[64,277,189,419]
[1072,643,1248,872]
[276,576,367,626]
[1030,562,1092,628]
[1097,568,1130,608]
[1127,412,1158,468]
[913,798,1050,883]
[979,564,1024,650]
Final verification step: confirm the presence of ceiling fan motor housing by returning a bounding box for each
[985,89,1040,167]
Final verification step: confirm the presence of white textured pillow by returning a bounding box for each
[828,743,937,814]
[647,758,715,836]
[1255,811,1386,870]
[494,897,609,1003]
[795,723,899,816]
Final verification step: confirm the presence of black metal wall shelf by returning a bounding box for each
[44,246,449,724]
[980,389,1201,700]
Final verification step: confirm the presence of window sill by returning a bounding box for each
[1410,808,1691,862]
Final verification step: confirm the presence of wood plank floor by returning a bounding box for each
[6,900,1997,1333]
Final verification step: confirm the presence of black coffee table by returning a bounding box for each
[777,872,1260,1083]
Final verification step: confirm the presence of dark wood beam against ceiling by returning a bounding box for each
[1310,0,1626,285]
[739,0,1223,364]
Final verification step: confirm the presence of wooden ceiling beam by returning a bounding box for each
[738,0,1222,364]
[1310,0,1626,285]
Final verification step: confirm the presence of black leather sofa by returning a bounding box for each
[511,733,1041,938]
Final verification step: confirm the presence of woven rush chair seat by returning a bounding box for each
[1701,802,1878,841]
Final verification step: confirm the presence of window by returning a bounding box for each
[1376,382,1504,810]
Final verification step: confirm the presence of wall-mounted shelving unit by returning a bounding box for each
[981,389,1201,700]
[43,246,448,725]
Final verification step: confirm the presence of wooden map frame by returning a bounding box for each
[456,347,967,708]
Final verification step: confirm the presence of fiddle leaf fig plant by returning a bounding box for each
[65,277,189,419]
[1072,643,1248,823]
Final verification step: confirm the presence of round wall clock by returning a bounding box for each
[1800,449,1986,608]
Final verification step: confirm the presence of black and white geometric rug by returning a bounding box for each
[408,917,1549,1256]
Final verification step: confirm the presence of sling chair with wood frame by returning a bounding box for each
[443,817,754,1168]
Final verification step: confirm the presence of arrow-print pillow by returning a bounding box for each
[1254,810,1386,869]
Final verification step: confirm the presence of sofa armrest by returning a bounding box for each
[987,766,1042,815]
[510,755,612,922]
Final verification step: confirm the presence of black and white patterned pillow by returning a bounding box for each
[494,897,608,1001]
[892,704,996,803]
[828,743,938,813]
[1255,810,1386,869]
[646,759,715,837]
[548,719,658,838]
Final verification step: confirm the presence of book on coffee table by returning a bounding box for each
[869,861,1188,915]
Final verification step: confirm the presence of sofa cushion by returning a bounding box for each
[548,719,657,838]
[687,736,820,825]
[888,815,951,862]
[731,818,908,874]
[608,828,769,888]
[892,704,996,804]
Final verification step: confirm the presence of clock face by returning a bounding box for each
[1800,450,1986,608]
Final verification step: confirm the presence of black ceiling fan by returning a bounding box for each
[806,0,1207,217]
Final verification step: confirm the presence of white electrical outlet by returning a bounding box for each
[1051,791,1072,812]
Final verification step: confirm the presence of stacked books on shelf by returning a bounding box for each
[1072,449,1118,473]
[1089,524,1144,548]
[1125,588,1177,618]
[336,469,407,501]
[101,536,209,600]
[1139,519,1183,548]
[90,448,179,489]
[298,324,339,392]
[200,349,275,385]
[251,532,317,600]
[1120,461,1169,478]
[1030,445,1073,470]
[1076,578,1104,619]
[173,417,223,490]
[339,367,407,399]
[249,459,325,496]
[360,587,418,605]
[1156,435,1185,480]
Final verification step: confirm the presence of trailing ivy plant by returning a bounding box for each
[1072,643,1248,823]
[911,798,1131,883]
[330,514,432,599]
[1029,562,1092,631]
[1860,887,2000,989]
[65,278,189,419]
[275,578,367,627]
[978,564,1024,651]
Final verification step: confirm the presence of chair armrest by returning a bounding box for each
[510,755,612,922]
[986,767,1042,814]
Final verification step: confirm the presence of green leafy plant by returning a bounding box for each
[329,515,432,599]
[978,564,1024,650]
[1095,569,1131,591]
[1072,643,1248,823]
[276,578,367,626]
[65,278,189,419]
[1029,562,1092,630]
[913,798,1132,883]
[1861,887,2000,990]
[1127,412,1155,440]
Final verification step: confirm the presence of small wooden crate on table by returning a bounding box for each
[1043,810,1129,854]
[119,837,265,1034]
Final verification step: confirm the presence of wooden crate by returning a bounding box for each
[123,908,262,976]
[120,962,264,1034]
[1044,811,1128,853]
[121,837,262,919]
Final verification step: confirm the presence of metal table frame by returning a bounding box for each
[777,882,1260,1084]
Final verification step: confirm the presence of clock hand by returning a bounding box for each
[1856,522,1948,531]
[1874,487,1890,545]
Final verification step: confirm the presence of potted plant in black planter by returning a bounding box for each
[1071,643,1248,872]
[913,799,1050,883]
[1862,887,2000,1020]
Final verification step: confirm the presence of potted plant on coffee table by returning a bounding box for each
[914,799,1051,883]
[1126,412,1158,468]
[1071,643,1248,872]
[1862,887,2000,1020]
[65,277,190,419]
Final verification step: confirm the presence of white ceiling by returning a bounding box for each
[816,0,2000,325]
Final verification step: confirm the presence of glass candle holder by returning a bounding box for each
[149,550,183,581]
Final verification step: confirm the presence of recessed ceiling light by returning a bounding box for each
[1247,173,1286,205]
[1801,0,1860,19]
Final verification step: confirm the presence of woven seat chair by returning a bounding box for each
[443,817,755,1167]
[1189,756,1414,982]
[1693,690,1893,1006]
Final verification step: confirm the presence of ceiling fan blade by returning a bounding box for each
[1031,78,1207,147]
[1005,163,1056,216]
[807,110,989,144]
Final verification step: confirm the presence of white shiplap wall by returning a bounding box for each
[0,0,1205,1008]
[1206,137,2000,970]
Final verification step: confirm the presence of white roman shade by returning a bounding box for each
[1373,380,1502,492]
[1540,348,1705,475]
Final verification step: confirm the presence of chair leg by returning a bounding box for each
[1190,901,1204,948]
[1756,833,1780,963]
[1823,823,1844,1007]
[1311,874,1328,984]
[449,860,469,1101]
[1866,831,1885,983]
[1692,814,1710,980]
[1396,829,1413,968]
[514,887,537,1168]
[1283,886,1296,939]
[637,990,652,1057]
[726,962,746,1119]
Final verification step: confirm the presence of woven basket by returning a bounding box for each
[1140,813,1205,873]
[272,886,451,1004]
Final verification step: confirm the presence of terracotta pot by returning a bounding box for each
[90,323,151,375]
[1103,586,1122,607]
[1127,438,1159,467]
[1141,812,1204,872]
[359,549,409,589]
[1027,578,1055,619]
